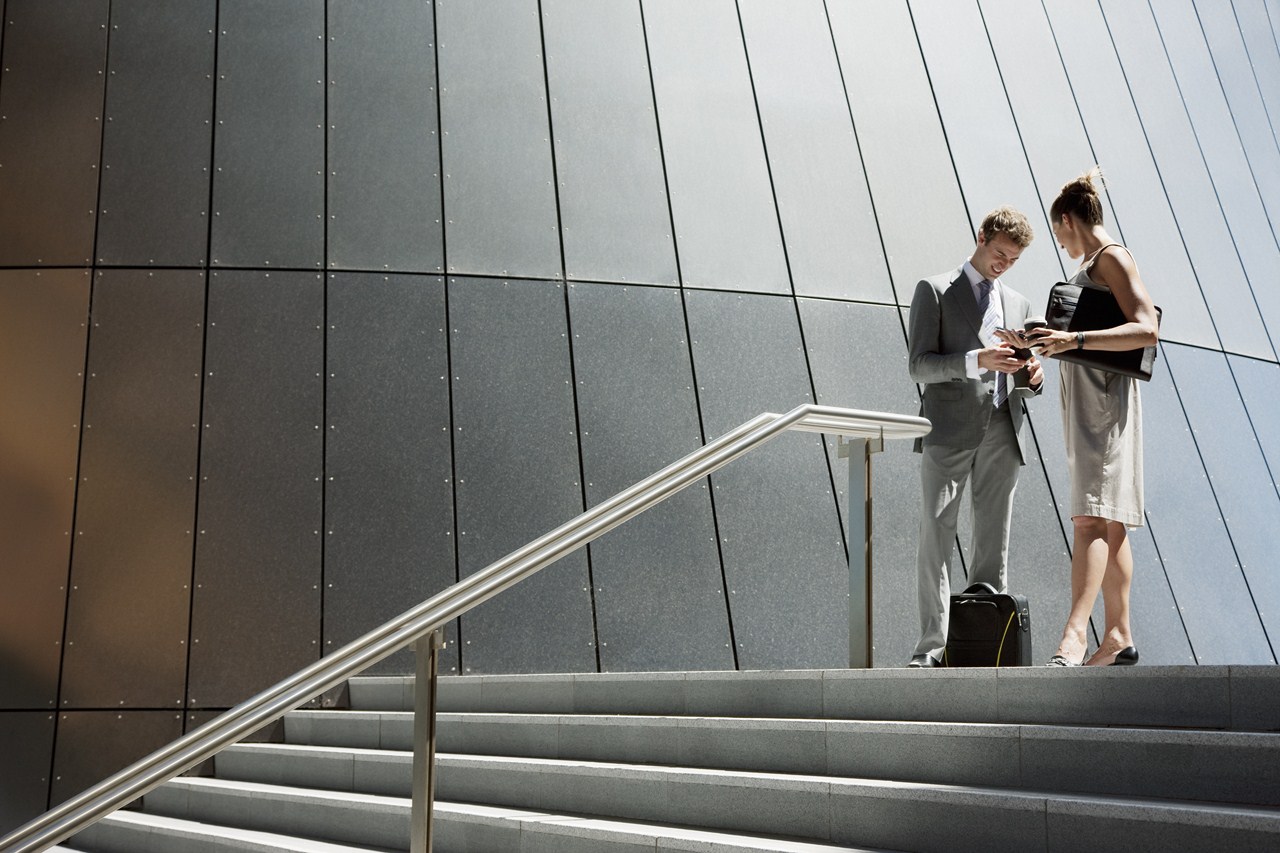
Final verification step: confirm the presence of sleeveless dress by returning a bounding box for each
[1059,246,1145,528]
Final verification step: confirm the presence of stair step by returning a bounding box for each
[278,712,1280,807]
[351,666,1280,731]
[155,761,1280,853]
[131,779,891,852]
[66,809,395,853]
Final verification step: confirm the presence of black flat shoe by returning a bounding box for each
[1108,646,1139,666]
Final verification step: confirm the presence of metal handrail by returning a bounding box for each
[1,403,930,853]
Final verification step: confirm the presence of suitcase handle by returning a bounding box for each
[960,582,999,596]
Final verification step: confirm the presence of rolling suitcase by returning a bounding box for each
[944,582,1031,667]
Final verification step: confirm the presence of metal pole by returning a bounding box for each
[842,433,882,668]
[410,630,445,853]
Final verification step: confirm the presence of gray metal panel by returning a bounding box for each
[51,711,182,806]
[209,0,324,269]
[684,290,847,669]
[323,273,457,676]
[449,278,595,674]
[0,0,107,265]
[644,0,790,293]
[798,299,924,666]
[826,0,972,304]
[1042,0,1219,350]
[1165,346,1279,662]
[436,0,560,279]
[61,270,204,709]
[188,271,324,707]
[738,0,889,303]
[1153,0,1280,346]
[1199,1,1280,254]
[567,282,732,672]
[327,1,443,274]
[0,270,90,709]
[1235,0,1280,133]
[910,0,1063,314]
[1144,347,1272,663]
[95,0,215,267]
[543,0,677,286]
[0,712,53,835]
[1231,356,1280,501]
[1101,0,1273,360]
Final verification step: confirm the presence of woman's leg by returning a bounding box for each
[1084,522,1135,666]
[1053,515,1109,663]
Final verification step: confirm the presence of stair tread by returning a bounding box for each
[193,756,1280,821]
[86,798,893,853]
[66,808,399,852]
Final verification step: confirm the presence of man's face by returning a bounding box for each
[971,231,1024,281]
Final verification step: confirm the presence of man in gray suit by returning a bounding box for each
[906,206,1042,667]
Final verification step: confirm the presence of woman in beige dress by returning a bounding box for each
[1015,168,1159,666]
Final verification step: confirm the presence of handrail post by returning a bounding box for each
[410,629,445,853]
[840,432,883,668]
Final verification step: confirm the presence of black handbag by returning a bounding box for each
[1043,280,1162,381]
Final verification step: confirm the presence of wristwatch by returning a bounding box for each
[1076,331,1086,350]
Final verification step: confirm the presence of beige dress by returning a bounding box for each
[1059,247,1145,528]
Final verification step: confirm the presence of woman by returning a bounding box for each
[1011,168,1159,666]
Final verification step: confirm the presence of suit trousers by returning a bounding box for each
[914,404,1020,661]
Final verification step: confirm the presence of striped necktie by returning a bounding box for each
[978,280,1007,409]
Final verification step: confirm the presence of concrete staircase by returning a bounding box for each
[60,666,1280,853]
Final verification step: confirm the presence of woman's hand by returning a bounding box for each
[1025,327,1076,357]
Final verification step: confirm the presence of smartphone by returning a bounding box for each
[995,328,1033,360]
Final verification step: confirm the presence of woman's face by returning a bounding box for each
[1052,215,1084,260]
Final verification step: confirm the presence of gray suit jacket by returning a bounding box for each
[907,267,1040,462]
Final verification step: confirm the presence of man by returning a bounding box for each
[906,206,1042,668]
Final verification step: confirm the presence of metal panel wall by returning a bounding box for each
[327,1,443,274]
[1043,0,1219,351]
[826,0,972,304]
[568,282,732,671]
[1152,0,1280,343]
[436,0,560,279]
[1235,0,1280,127]
[1102,0,1273,361]
[980,0,1106,294]
[685,290,847,669]
[0,0,107,266]
[543,0,678,286]
[644,0,789,293]
[0,712,53,834]
[1164,346,1279,661]
[323,273,457,675]
[739,0,889,303]
[95,0,215,267]
[1231,356,1280,503]
[50,711,182,805]
[209,0,324,270]
[0,271,90,709]
[1199,0,1280,235]
[911,0,1063,313]
[1144,349,1272,663]
[61,271,204,709]
[799,299,922,665]
[188,271,324,707]
[449,278,595,674]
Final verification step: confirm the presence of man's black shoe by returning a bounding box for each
[907,653,941,668]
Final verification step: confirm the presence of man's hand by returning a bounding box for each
[976,344,1027,375]
[1027,356,1044,389]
